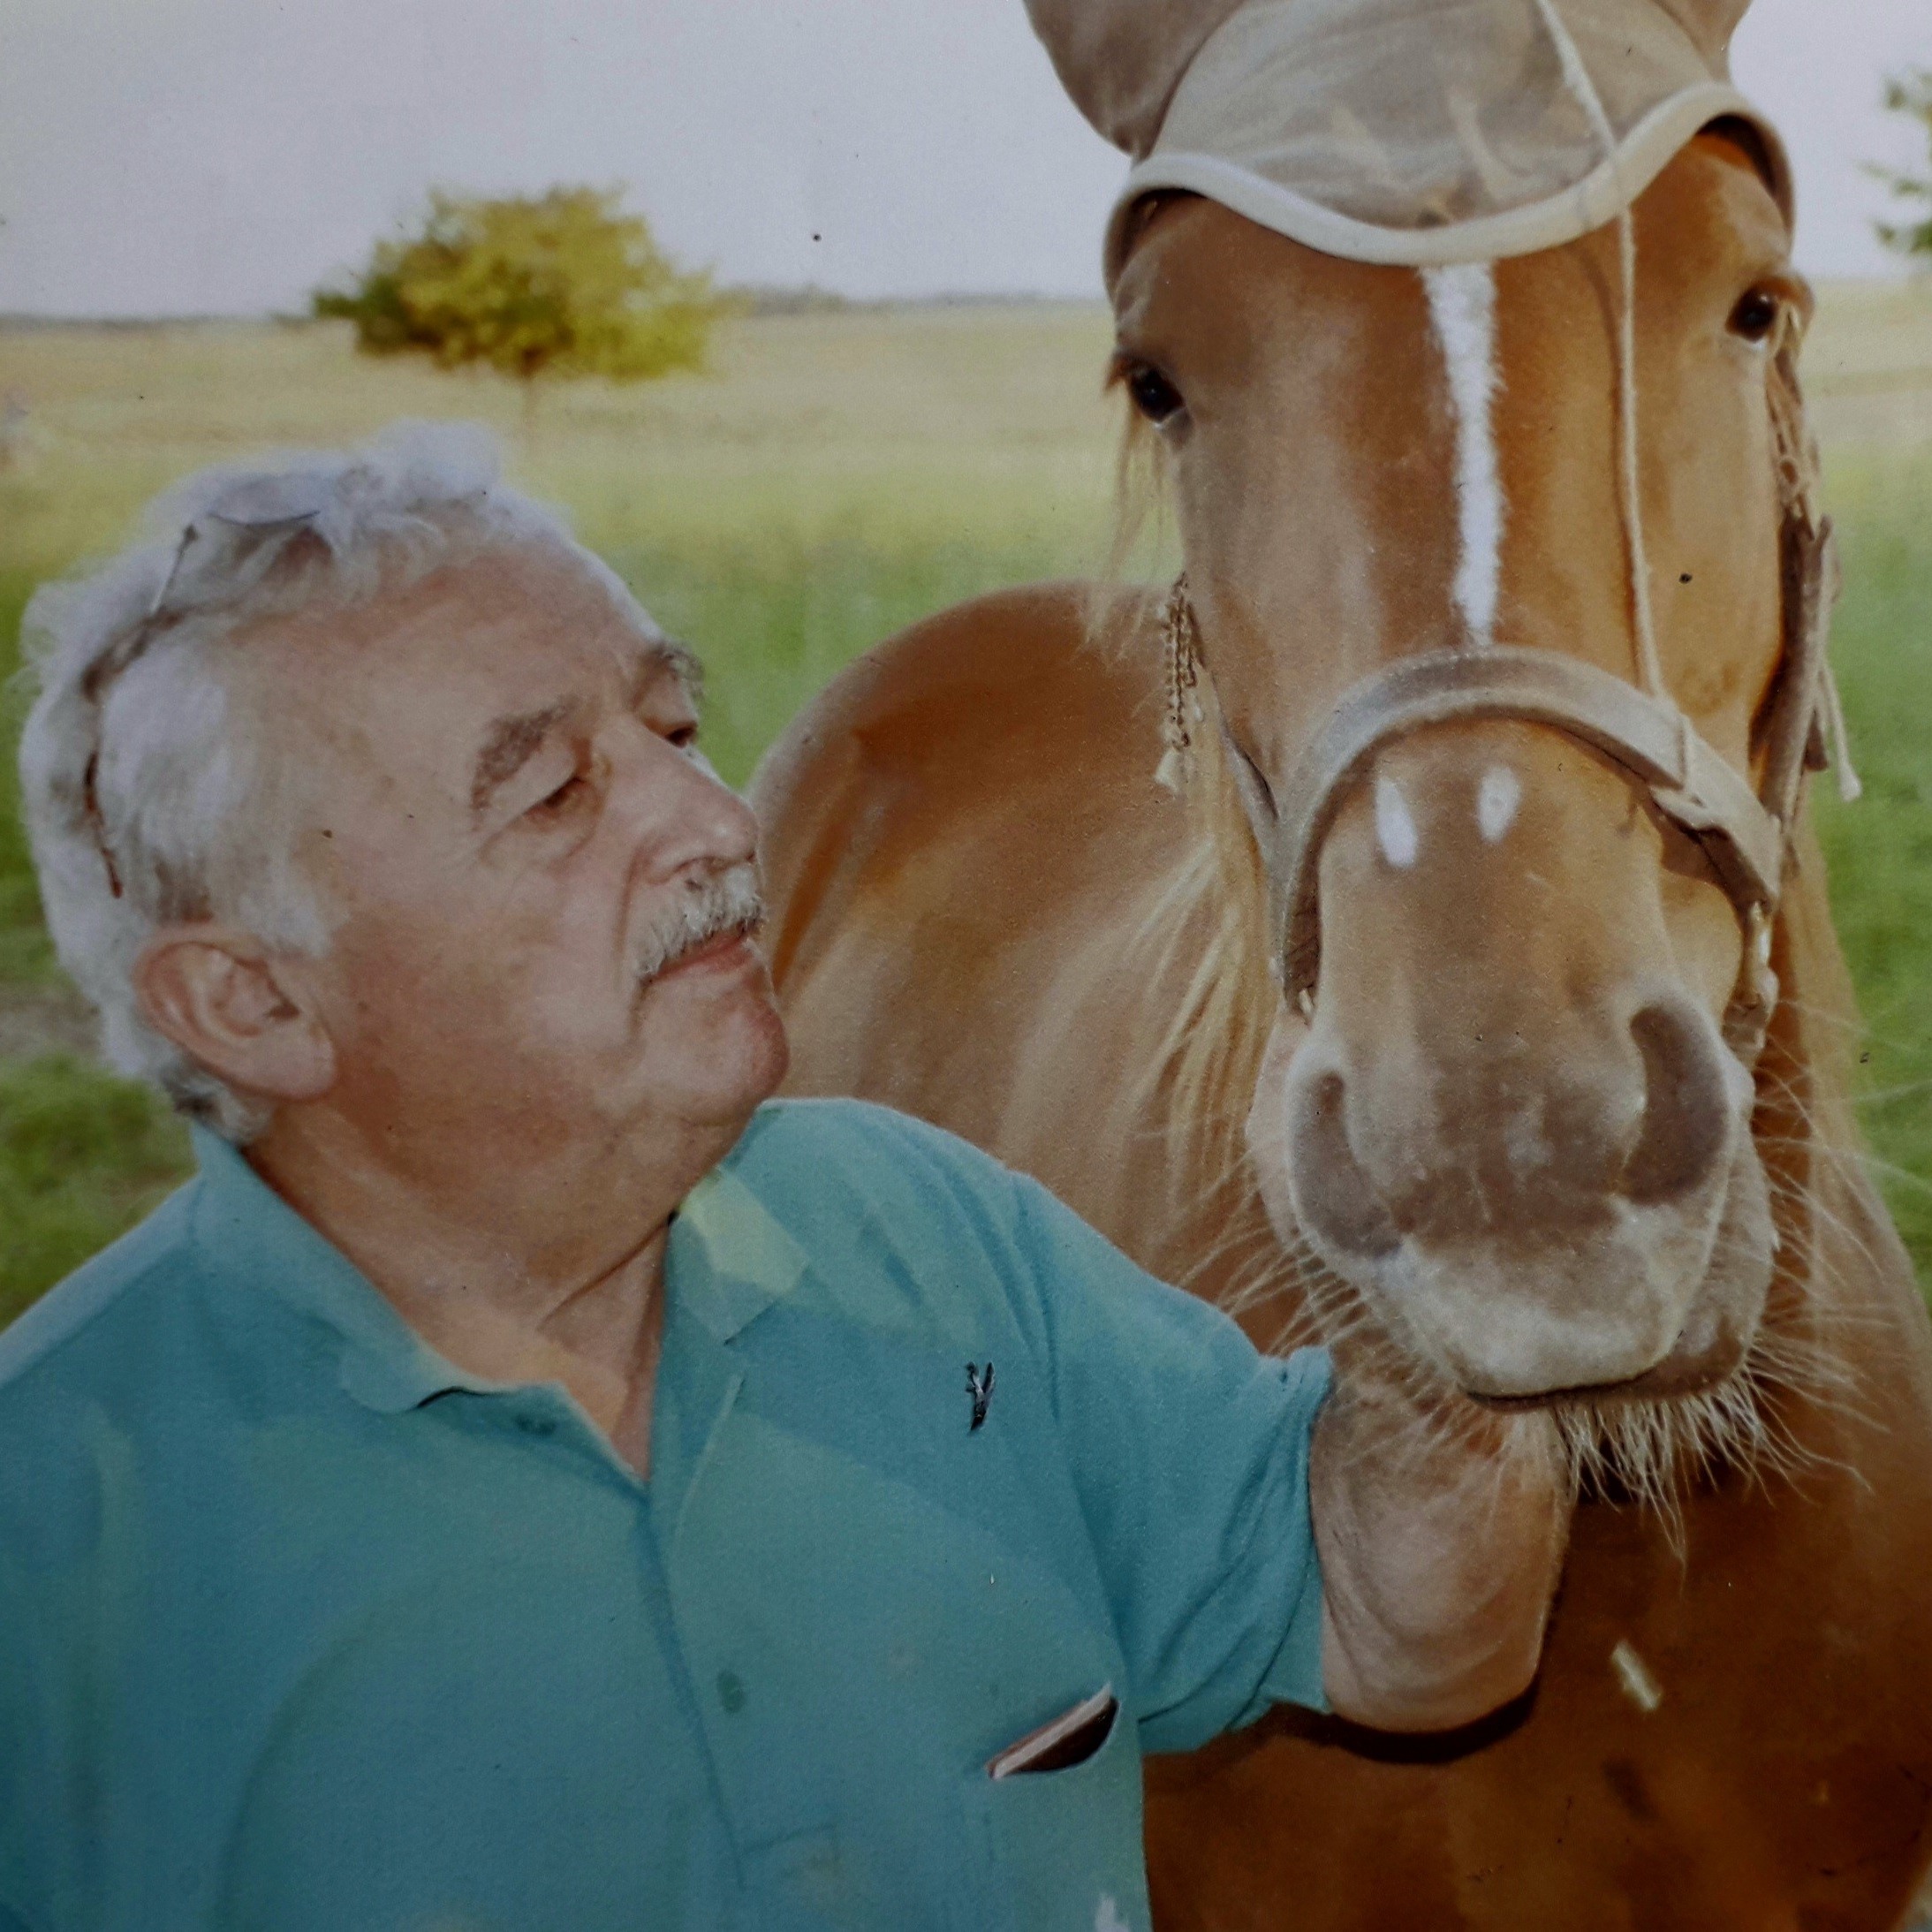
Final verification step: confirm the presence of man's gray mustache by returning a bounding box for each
[633,868,767,985]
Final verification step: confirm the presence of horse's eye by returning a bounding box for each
[1730,288,1781,344]
[1124,361,1186,426]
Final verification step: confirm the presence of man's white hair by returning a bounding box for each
[16,420,665,1143]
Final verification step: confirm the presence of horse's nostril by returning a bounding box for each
[1286,1070,1402,1260]
[1620,1002,1733,1207]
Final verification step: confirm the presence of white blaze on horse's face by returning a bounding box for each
[1421,263,1504,651]
[1374,775,1420,869]
[1478,764,1523,845]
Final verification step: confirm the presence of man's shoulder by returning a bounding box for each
[729,1096,1017,1225]
[0,1182,204,1411]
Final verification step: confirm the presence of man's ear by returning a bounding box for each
[133,928,337,1106]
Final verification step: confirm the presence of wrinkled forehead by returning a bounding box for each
[1101,0,1790,290]
[236,539,694,803]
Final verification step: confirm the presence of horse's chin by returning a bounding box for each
[1470,1338,1751,1413]
[1296,1129,1778,1419]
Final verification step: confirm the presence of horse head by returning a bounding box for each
[1047,0,1850,1433]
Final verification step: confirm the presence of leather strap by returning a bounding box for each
[1756,513,1837,838]
[1269,645,1789,1000]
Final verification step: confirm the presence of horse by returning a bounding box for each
[748,85,1932,1932]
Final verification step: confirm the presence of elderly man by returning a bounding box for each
[2,426,1565,1932]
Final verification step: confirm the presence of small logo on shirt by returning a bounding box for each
[966,1361,995,1432]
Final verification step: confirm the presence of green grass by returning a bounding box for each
[0,1056,187,1328]
[0,572,56,989]
[1,297,1929,1315]
[1814,451,1932,1269]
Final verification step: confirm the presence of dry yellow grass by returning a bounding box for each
[1806,278,1932,451]
[0,306,1126,580]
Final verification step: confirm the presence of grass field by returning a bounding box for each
[2,289,1930,1322]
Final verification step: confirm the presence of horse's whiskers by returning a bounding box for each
[1192,1169,1873,1538]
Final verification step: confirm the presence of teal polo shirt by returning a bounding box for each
[0,1097,1329,1932]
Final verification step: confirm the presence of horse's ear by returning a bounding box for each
[1024,0,1249,157]
[1653,0,1753,74]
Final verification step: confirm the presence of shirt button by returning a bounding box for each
[515,1412,558,1438]
[716,1670,746,1715]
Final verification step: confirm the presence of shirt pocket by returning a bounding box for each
[966,1686,1151,1932]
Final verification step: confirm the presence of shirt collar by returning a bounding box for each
[665,1160,807,1343]
[186,1125,517,1415]
[186,1124,808,1410]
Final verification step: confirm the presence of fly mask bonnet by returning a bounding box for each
[1026,0,1859,1068]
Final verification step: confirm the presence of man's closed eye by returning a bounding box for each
[527,769,595,822]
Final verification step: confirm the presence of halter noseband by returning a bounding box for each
[1165,503,1843,1067]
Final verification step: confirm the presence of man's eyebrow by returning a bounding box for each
[627,637,704,710]
[470,701,572,816]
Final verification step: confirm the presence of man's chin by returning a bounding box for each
[723,995,791,1104]
[636,977,790,1118]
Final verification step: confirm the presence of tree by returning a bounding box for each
[313,187,727,427]
[1873,68,1932,263]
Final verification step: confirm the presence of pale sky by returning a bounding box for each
[1,0,1927,318]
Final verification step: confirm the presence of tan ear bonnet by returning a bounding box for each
[1026,0,1791,284]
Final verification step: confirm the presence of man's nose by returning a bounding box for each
[610,725,759,876]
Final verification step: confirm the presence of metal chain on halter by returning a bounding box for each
[1155,572,1203,793]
